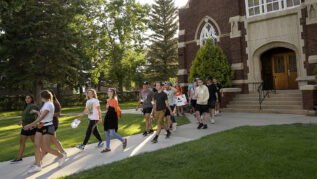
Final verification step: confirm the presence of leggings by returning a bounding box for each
[105,129,124,148]
[83,120,102,145]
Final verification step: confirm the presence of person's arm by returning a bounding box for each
[221,88,224,97]
[165,100,174,116]
[205,87,210,104]
[216,92,219,102]
[96,106,102,124]
[153,99,157,114]
[54,104,61,117]
[78,107,89,120]
[136,93,142,111]
[24,110,49,130]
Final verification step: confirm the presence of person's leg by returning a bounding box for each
[83,120,94,145]
[196,110,202,123]
[51,132,65,153]
[145,113,151,132]
[155,111,163,136]
[42,135,63,158]
[180,106,184,114]
[17,135,28,160]
[105,130,111,149]
[170,106,176,123]
[203,112,208,124]
[166,115,172,129]
[110,129,124,142]
[92,121,102,142]
[34,132,43,167]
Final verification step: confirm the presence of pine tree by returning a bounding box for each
[189,40,234,87]
[146,0,178,82]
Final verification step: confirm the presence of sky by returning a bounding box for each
[136,0,189,8]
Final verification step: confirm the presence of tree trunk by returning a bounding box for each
[118,78,123,96]
[56,84,63,104]
[33,79,42,107]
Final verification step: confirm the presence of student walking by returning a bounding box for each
[213,77,223,115]
[151,82,174,143]
[194,79,210,129]
[101,88,127,153]
[164,82,178,131]
[188,79,198,116]
[136,81,155,136]
[175,82,185,116]
[11,95,38,164]
[206,77,218,124]
[24,90,66,173]
[76,89,104,150]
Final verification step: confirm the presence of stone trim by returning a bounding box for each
[177,69,188,76]
[179,30,186,36]
[179,0,190,9]
[223,88,242,93]
[297,76,316,82]
[232,80,248,84]
[231,63,244,70]
[229,16,245,38]
[300,85,317,90]
[194,16,222,43]
[308,55,317,64]
[306,1,317,25]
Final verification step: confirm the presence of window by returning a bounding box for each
[246,0,301,17]
[200,23,217,47]
[274,56,285,73]
[289,55,297,72]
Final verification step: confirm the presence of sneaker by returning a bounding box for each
[143,131,148,136]
[203,124,208,129]
[149,129,154,134]
[166,131,171,138]
[58,153,67,167]
[97,141,104,148]
[172,123,177,131]
[101,148,111,153]
[122,139,127,149]
[197,123,203,129]
[28,165,42,173]
[151,136,158,143]
[211,118,215,124]
[10,159,22,164]
[62,152,67,158]
[164,131,167,135]
[76,144,85,150]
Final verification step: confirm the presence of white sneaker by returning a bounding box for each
[215,111,219,116]
[172,123,177,131]
[28,165,42,173]
[211,118,215,124]
[63,152,67,158]
[58,153,67,167]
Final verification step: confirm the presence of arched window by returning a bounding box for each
[200,23,217,47]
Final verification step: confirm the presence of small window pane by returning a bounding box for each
[254,0,260,5]
[294,0,300,5]
[267,4,273,12]
[249,8,255,16]
[287,0,293,7]
[248,0,253,6]
[273,2,279,10]
[255,7,260,14]
[289,55,297,72]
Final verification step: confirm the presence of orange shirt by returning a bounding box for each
[175,86,183,96]
[107,99,119,111]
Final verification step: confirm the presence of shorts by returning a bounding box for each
[36,125,55,135]
[53,118,59,131]
[208,100,216,109]
[165,106,174,116]
[218,94,222,103]
[191,99,197,109]
[155,110,166,126]
[196,104,209,114]
[21,128,36,136]
[142,107,153,115]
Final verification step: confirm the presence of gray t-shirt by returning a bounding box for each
[164,89,175,106]
[140,89,154,109]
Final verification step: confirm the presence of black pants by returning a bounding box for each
[83,120,102,145]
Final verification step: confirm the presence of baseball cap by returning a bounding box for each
[206,77,211,81]
[143,81,149,85]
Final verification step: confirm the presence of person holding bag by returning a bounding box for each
[101,88,127,153]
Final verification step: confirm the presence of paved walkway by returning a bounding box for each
[1,113,316,179]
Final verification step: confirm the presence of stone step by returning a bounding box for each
[235,97,302,101]
[222,108,306,115]
[229,100,302,105]
[236,94,302,98]
[227,104,303,110]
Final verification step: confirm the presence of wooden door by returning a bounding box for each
[271,52,298,90]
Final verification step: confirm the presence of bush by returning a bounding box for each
[188,39,234,87]
[314,65,317,83]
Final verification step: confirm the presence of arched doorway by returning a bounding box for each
[261,47,298,90]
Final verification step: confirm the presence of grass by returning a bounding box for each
[0,101,139,118]
[0,113,189,162]
[62,123,317,179]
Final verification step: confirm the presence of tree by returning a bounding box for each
[188,39,234,87]
[0,0,87,103]
[146,0,178,82]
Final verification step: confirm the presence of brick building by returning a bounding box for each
[178,0,317,113]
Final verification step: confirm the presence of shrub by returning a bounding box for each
[188,39,234,87]
[314,65,317,83]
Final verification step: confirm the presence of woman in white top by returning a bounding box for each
[24,90,66,173]
[76,89,103,150]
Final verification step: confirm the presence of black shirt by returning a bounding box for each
[214,83,222,94]
[207,84,217,101]
[154,91,168,111]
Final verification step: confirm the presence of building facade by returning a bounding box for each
[178,0,317,93]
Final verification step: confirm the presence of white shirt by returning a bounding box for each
[86,98,100,120]
[40,101,55,126]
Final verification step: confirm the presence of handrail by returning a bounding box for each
[257,80,276,110]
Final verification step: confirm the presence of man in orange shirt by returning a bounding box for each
[175,82,185,116]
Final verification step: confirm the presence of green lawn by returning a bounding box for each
[0,113,189,162]
[0,101,138,118]
[63,123,317,179]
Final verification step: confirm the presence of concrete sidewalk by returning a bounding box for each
[1,113,316,179]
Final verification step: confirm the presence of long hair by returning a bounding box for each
[24,95,35,109]
[49,90,61,108]
[108,88,117,100]
[87,89,98,99]
[41,90,53,101]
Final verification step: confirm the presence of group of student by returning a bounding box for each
[188,77,223,129]
[11,78,223,173]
